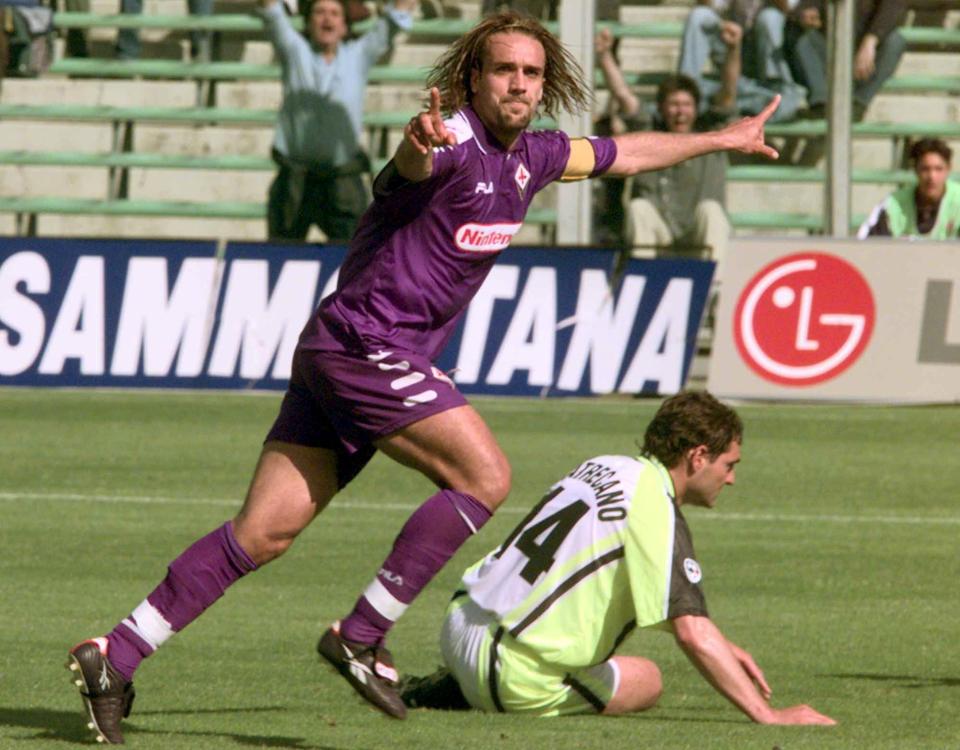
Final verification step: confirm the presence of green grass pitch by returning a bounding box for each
[1,388,958,749]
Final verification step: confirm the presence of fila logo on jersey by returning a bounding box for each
[683,557,702,584]
[475,181,494,194]
[514,163,530,194]
[455,222,522,252]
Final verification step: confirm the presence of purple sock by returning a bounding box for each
[106,521,257,681]
[339,489,492,645]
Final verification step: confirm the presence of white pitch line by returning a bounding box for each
[1,490,959,526]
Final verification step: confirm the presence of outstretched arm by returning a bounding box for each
[672,615,836,725]
[604,95,781,177]
[713,21,742,113]
[393,87,457,182]
[595,28,641,119]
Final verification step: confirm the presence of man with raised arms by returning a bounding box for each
[404,391,836,725]
[66,12,782,744]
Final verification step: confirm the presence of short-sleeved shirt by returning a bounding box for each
[459,454,707,670]
[299,106,617,360]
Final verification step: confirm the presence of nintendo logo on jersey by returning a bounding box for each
[733,253,875,386]
[455,222,522,253]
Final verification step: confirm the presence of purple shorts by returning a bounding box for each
[265,345,468,488]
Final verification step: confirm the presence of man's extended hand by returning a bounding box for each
[404,87,456,155]
[854,34,879,81]
[720,94,781,159]
[764,704,838,725]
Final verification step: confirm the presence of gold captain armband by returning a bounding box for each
[559,138,597,182]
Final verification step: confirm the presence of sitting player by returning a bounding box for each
[403,391,836,724]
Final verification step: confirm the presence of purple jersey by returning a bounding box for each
[299,105,617,360]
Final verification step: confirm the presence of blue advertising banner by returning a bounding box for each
[0,238,713,396]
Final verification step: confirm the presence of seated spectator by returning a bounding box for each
[858,138,959,239]
[679,0,804,123]
[788,0,906,123]
[0,9,7,93]
[596,28,735,267]
[591,27,647,247]
[52,0,89,58]
[116,0,215,62]
[260,0,414,243]
[481,0,619,21]
[1,0,53,78]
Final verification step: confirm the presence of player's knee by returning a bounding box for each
[471,458,511,511]
[636,661,663,710]
[232,518,297,565]
[604,658,662,715]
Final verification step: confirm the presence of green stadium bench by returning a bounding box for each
[0,196,266,219]
[51,12,960,48]
[50,12,685,40]
[899,26,960,46]
[0,195,558,228]
[765,121,960,138]
[0,150,273,170]
[7,102,954,145]
[0,102,276,125]
[0,194,855,236]
[8,149,954,196]
[45,59,959,97]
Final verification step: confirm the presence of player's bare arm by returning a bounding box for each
[395,87,456,182]
[604,94,781,177]
[672,614,836,725]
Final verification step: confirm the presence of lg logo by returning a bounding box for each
[734,253,875,386]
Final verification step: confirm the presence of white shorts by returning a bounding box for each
[440,596,620,717]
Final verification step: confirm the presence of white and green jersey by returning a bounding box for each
[460,454,707,670]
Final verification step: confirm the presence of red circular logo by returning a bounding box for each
[733,252,875,386]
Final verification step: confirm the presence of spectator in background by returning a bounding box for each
[0,9,8,92]
[789,0,906,122]
[260,0,414,242]
[858,138,960,239]
[679,0,805,123]
[116,0,215,61]
[596,27,734,267]
[51,0,89,58]
[481,0,620,22]
[0,15,10,93]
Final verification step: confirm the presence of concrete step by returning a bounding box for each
[726,180,899,218]
[0,166,109,200]
[866,93,960,123]
[897,51,960,76]
[617,37,679,73]
[216,80,281,109]
[0,121,113,151]
[134,124,274,156]
[619,4,691,24]
[391,42,448,68]
[1,78,197,107]
[36,212,265,240]
[127,167,272,202]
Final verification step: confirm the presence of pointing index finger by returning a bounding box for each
[757,94,781,124]
[429,87,442,117]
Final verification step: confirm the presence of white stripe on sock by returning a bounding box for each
[123,600,175,651]
[363,577,409,623]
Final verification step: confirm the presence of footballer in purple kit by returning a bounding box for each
[66,10,782,743]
